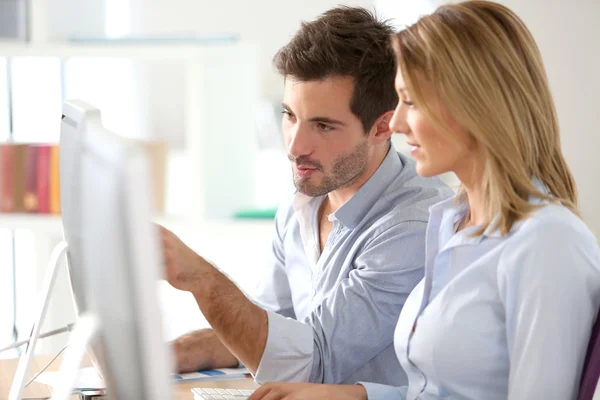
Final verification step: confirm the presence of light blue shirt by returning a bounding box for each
[252,145,453,385]
[361,192,600,400]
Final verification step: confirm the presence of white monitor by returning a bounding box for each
[9,101,99,400]
[60,99,99,315]
[63,100,173,399]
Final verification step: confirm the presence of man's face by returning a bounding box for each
[282,76,372,197]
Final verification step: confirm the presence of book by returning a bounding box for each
[12,144,26,213]
[0,144,14,212]
[24,144,39,212]
[36,144,51,214]
[49,144,60,214]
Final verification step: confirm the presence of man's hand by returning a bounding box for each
[248,383,368,400]
[170,329,240,373]
[159,225,211,292]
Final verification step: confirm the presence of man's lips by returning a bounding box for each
[295,165,318,177]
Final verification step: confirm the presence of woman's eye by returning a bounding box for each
[402,100,415,107]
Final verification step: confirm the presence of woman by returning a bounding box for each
[248,1,600,399]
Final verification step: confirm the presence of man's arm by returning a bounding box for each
[161,225,270,372]
[161,200,295,372]
[254,221,426,384]
[171,328,239,373]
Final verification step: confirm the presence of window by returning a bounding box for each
[0,58,9,140]
[10,57,63,143]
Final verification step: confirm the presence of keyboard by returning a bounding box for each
[191,387,255,399]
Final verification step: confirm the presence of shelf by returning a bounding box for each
[0,42,256,61]
[0,213,274,237]
[0,213,63,234]
[0,40,260,220]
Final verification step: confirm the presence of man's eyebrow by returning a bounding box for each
[307,116,346,126]
[281,103,346,126]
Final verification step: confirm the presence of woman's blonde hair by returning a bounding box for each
[392,0,578,235]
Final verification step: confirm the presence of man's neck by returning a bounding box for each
[326,143,390,212]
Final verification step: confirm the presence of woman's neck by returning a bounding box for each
[455,155,486,229]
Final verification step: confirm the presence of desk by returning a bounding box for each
[0,356,259,400]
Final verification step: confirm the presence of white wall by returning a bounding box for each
[128,0,375,101]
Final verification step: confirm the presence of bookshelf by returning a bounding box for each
[0,40,262,355]
[0,40,260,220]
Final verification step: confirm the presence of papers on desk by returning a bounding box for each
[172,367,250,382]
[35,367,106,390]
[34,366,250,390]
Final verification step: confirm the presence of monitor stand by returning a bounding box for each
[9,241,69,400]
[49,313,100,400]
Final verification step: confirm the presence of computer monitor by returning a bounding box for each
[9,101,99,400]
[60,99,98,315]
[63,100,173,399]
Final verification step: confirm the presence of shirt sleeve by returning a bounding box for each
[358,382,407,400]
[250,203,296,319]
[254,221,426,384]
[498,219,600,400]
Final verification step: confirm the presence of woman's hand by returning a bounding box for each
[248,382,368,400]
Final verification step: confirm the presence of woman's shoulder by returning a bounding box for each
[513,203,595,244]
[499,203,600,274]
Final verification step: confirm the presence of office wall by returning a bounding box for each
[127,0,375,100]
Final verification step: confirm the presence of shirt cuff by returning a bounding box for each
[253,310,314,384]
[357,382,407,400]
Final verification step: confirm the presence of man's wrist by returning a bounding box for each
[190,255,221,297]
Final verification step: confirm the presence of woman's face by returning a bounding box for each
[389,70,478,180]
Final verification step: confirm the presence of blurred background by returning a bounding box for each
[0,0,598,357]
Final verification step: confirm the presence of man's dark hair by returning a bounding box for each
[273,6,398,133]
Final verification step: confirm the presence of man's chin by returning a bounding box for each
[295,182,322,197]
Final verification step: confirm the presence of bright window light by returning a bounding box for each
[105,0,131,38]
[10,57,63,143]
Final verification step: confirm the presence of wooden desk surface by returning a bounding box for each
[0,356,259,400]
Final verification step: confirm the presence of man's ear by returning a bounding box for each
[369,110,395,144]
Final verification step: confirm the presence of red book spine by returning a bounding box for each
[0,144,15,212]
[24,145,39,212]
[37,145,51,214]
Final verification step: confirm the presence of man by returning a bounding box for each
[161,6,452,386]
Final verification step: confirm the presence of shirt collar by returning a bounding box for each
[428,178,552,240]
[481,177,552,238]
[292,143,403,230]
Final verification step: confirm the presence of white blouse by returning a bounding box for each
[361,195,600,399]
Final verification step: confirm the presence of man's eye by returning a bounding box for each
[317,123,334,132]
